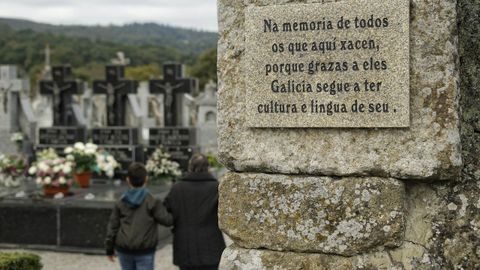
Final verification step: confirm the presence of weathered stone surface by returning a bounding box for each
[219,172,405,255]
[217,0,461,180]
[220,245,429,270]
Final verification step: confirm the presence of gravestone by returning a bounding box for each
[36,66,87,152]
[147,63,198,171]
[149,63,197,127]
[39,66,83,126]
[195,80,218,154]
[0,65,30,154]
[93,65,138,126]
[218,0,465,269]
[92,65,142,172]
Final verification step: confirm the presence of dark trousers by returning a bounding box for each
[180,266,218,270]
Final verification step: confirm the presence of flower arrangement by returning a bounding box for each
[10,132,23,151]
[146,147,181,183]
[0,154,27,187]
[28,157,73,188]
[65,142,98,174]
[36,148,59,161]
[64,142,119,178]
[96,150,120,178]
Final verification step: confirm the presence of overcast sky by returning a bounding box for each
[0,0,218,31]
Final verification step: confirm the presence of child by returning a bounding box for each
[105,162,173,270]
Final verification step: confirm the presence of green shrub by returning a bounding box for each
[0,252,42,270]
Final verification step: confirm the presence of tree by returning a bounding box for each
[188,48,217,91]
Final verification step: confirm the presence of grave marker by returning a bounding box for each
[149,63,197,126]
[93,66,138,126]
[39,66,83,126]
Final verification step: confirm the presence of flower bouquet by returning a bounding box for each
[28,156,74,197]
[96,150,120,178]
[0,154,27,187]
[146,147,181,184]
[64,142,98,188]
[64,142,119,187]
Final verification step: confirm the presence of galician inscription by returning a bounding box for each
[245,0,409,128]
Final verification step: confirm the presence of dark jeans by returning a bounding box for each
[180,266,218,270]
[117,251,155,270]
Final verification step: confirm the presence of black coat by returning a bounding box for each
[164,172,226,267]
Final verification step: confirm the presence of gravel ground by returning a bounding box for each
[0,244,179,270]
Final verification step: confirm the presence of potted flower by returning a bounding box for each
[65,142,98,188]
[146,146,182,184]
[28,156,74,197]
[0,154,27,187]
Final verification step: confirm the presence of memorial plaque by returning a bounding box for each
[149,128,196,147]
[91,128,139,145]
[245,0,409,128]
[39,127,87,145]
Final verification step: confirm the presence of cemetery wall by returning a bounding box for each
[217,0,480,269]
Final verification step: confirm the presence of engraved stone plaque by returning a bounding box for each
[245,0,409,127]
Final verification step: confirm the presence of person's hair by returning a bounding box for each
[188,154,209,173]
[127,162,147,187]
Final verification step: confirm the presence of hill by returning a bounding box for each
[0,23,217,89]
[0,18,217,55]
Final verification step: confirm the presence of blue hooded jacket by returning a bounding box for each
[121,188,149,209]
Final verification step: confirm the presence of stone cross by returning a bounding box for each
[39,66,83,126]
[0,66,29,131]
[93,65,138,126]
[149,63,197,126]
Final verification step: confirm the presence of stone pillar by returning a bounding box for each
[216,0,480,268]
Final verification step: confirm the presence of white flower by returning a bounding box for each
[66,155,74,161]
[64,147,73,154]
[44,177,52,185]
[35,177,42,185]
[38,162,49,172]
[106,170,114,178]
[28,166,37,175]
[53,166,61,173]
[85,143,98,151]
[63,165,72,174]
[85,148,96,155]
[74,142,85,151]
[58,177,66,185]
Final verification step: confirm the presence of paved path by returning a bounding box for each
[1,244,179,270]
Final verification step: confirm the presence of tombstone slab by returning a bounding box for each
[219,172,405,255]
[217,0,461,180]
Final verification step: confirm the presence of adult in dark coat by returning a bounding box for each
[164,154,226,270]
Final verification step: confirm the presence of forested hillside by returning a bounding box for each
[0,20,217,89]
[0,18,217,55]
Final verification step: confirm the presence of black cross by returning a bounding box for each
[39,66,82,126]
[93,65,138,126]
[149,63,197,126]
